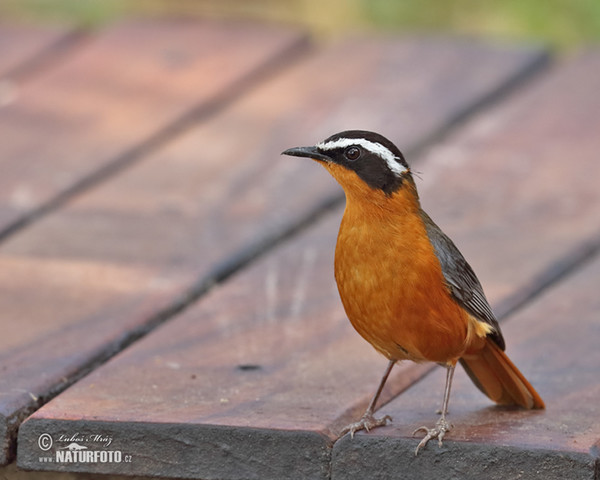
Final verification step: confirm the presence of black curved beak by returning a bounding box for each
[281,146,331,163]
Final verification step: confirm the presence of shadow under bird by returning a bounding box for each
[282,130,544,455]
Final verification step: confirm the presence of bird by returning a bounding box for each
[282,130,544,454]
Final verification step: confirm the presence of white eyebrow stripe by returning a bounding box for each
[317,137,408,176]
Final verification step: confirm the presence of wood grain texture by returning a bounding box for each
[0,19,306,237]
[332,52,600,479]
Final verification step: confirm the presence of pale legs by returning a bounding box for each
[413,364,455,455]
[341,359,396,437]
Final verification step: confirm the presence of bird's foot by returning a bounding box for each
[341,412,392,438]
[413,417,451,455]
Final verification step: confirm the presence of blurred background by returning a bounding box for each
[1,0,600,51]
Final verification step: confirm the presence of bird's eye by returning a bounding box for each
[345,146,361,161]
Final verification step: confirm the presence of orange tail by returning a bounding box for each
[459,339,545,409]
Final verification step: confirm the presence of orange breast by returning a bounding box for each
[333,181,472,365]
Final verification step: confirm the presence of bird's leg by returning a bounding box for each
[413,364,455,455]
[341,359,395,438]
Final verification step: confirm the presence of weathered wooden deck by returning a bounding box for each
[1,18,599,480]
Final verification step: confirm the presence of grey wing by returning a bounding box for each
[420,210,505,350]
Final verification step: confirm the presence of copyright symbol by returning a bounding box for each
[38,433,53,451]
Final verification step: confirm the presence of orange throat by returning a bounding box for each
[332,172,475,364]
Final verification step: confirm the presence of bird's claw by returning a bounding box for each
[341,412,392,438]
[413,418,451,455]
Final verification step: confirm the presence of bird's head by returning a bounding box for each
[282,130,413,201]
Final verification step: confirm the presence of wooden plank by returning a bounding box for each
[20,48,600,480]
[0,19,307,238]
[8,40,548,472]
[0,20,308,465]
[330,52,600,479]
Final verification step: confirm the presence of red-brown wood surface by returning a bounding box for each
[0,19,306,236]
[0,19,308,465]
[5,35,549,473]
[19,53,600,479]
